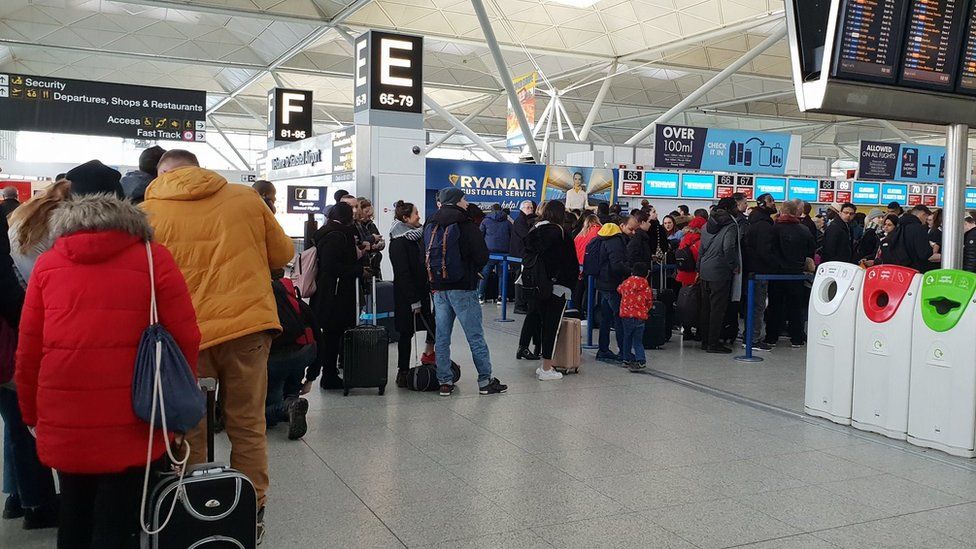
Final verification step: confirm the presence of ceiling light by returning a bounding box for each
[549,0,601,7]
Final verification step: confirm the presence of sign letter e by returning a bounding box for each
[380,38,413,87]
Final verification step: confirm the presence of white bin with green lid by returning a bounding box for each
[907,269,976,457]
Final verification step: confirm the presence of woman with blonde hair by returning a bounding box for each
[8,180,71,280]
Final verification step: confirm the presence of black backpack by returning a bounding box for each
[675,246,696,272]
[878,227,911,267]
[406,362,461,391]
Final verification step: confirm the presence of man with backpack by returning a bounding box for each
[267,274,317,440]
[881,205,936,272]
[424,187,507,397]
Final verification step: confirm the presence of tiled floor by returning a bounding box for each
[4,306,976,548]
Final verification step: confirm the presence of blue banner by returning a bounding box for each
[852,182,881,205]
[881,183,908,204]
[859,140,946,184]
[755,177,787,201]
[788,178,818,202]
[680,173,716,198]
[425,158,545,215]
[654,124,801,175]
[643,172,679,197]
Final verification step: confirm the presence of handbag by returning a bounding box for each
[132,241,203,535]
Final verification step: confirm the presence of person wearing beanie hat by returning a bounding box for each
[857,208,887,264]
[423,186,507,397]
[65,160,124,198]
[822,202,856,264]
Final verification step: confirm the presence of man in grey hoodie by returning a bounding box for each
[119,145,165,203]
[697,198,742,354]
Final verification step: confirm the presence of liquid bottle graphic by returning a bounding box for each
[728,140,738,166]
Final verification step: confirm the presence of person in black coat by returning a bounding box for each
[309,202,371,389]
[595,222,629,362]
[626,211,653,267]
[963,216,976,273]
[765,201,816,347]
[822,202,856,264]
[510,200,537,314]
[857,209,885,264]
[884,205,938,272]
[517,201,579,380]
[743,195,777,350]
[389,200,436,387]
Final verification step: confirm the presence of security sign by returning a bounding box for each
[353,30,424,128]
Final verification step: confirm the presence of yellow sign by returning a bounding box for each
[507,72,537,147]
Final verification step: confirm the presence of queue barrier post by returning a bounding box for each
[734,273,815,363]
[493,254,515,323]
[582,275,599,350]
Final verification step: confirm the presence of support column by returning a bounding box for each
[625,22,788,145]
[470,0,541,162]
[942,123,969,270]
[424,96,506,162]
[580,60,617,141]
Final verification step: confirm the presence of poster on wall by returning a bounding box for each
[542,166,614,208]
[654,124,802,175]
[507,72,537,147]
[858,140,947,184]
[425,158,546,215]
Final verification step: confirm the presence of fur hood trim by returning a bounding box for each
[50,193,153,241]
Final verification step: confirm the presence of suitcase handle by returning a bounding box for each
[356,275,379,327]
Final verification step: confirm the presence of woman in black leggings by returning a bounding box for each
[388,200,436,387]
[517,200,580,380]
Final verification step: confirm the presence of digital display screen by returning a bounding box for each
[852,181,882,204]
[642,172,679,198]
[755,177,787,201]
[788,178,819,202]
[899,0,968,90]
[965,187,976,208]
[834,0,910,83]
[680,173,716,198]
[881,183,909,203]
[957,4,976,92]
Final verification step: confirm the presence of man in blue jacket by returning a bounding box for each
[425,187,508,397]
[478,203,512,302]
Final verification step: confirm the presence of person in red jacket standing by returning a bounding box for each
[675,217,706,340]
[16,191,200,549]
[617,262,654,372]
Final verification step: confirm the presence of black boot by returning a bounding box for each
[319,372,344,390]
[516,347,540,360]
[23,501,58,530]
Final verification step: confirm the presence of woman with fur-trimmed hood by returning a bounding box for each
[15,193,200,548]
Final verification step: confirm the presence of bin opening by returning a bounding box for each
[929,297,962,316]
[820,279,838,302]
[874,291,889,308]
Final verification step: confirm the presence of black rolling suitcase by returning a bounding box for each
[343,276,389,396]
[643,263,673,349]
[142,378,257,549]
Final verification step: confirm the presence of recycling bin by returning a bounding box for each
[804,262,865,424]
[907,269,976,457]
[852,265,921,440]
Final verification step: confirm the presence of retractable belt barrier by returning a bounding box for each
[735,273,815,363]
[488,254,521,323]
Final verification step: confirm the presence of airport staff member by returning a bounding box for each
[565,172,589,211]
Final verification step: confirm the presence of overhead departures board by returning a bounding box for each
[958,3,976,92]
[899,0,967,90]
[833,0,910,83]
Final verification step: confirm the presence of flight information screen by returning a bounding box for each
[834,0,910,83]
[899,0,968,90]
[957,4,976,92]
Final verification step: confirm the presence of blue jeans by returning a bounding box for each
[433,290,492,387]
[0,387,56,508]
[478,259,503,299]
[620,318,646,363]
[265,345,316,425]
[597,291,624,356]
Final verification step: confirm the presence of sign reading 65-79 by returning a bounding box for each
[353,30,424,129]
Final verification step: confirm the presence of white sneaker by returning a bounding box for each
[537,368,563,381]
[535,367,543,377]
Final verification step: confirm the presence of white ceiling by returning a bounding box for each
[0,0,949,160]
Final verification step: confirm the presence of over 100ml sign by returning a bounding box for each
[0,73,206,141]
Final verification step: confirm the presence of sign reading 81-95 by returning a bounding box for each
[654,124,802,175]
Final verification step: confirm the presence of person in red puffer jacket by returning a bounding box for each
[675,216,706,287]
[16,192,200,549]
[617,262,654,372]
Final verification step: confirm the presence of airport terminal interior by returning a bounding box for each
[5,0,976,548]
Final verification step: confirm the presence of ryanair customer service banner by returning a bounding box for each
[425,158,616,216]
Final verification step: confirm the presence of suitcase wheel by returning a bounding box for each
[378,386,385,396]
[343,388,350,396]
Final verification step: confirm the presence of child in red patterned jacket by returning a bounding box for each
[617,262,654,371]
